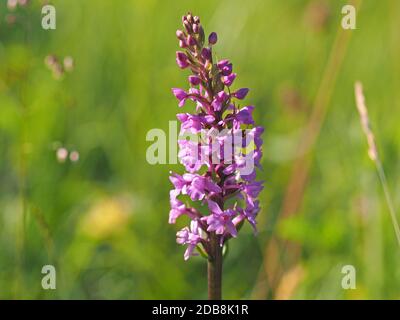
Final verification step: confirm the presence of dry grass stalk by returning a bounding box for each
[275,264,305,300]
[354,81,400,248]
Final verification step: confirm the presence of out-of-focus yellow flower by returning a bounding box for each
[80,197,131,239]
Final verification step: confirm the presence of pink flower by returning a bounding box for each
[176,221,203,260]
[202,200,237,237]
[170,13,264,260]
[222,73,236,86]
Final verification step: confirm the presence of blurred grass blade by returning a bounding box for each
[354,81,400,248]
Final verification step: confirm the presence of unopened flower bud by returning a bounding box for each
[217,59,230,69]
[187,35,196,46]
[208,32,218,45]
[176,51,189,69]
[179,40,187,48]
[201,47,212,61]
[192,23,199,34]
[188,75,201,86]
[221,63,233,76]
[234,88,249,100]
[222,73,236,86]
[183,20,191,33]
[176,30,185,40]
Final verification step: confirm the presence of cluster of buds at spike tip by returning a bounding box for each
[170,13,264,261]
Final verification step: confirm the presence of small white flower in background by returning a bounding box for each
[69,150,79,163]
[56,147,68,163]
[44,55,74,79]
[55,145,80,164]
[7,0,18,10]
[18,0,29,6]
[7,0,29,10]
[63,56,74,72]
[44,55,57,68]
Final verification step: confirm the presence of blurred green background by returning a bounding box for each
[1,0,400,299]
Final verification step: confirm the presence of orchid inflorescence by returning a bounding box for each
[170,13,264,261]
